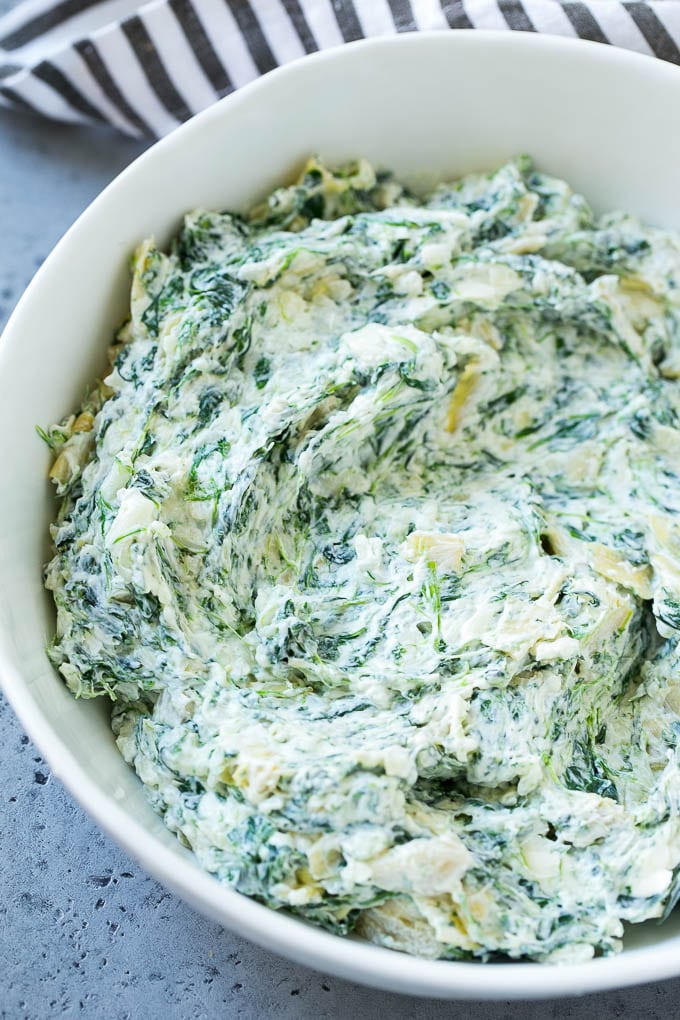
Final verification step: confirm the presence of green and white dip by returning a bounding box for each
[44,158,680,962]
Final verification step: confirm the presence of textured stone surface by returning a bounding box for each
[2,101,680,1020]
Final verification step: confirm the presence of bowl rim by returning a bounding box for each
[3,28,680,1000]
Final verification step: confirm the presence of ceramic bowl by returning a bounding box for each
[2,31,680,998]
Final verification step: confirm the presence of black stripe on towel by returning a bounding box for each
[0,63,23,79]
[624,2,680,62]
[32,59,108,122]
[440,2,473,30]
[280,0,319,54]
[74,37,154,136]
[226,0,278,74]
[498,1,535,31]
[169,0,233,94]
[561,2,609,44]
[0,83,44,115]
[386,0,417,32]
[330,0,364,43]
[0,0,107,51]
[121,14,193,121]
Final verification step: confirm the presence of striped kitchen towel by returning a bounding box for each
[1,0,680,137]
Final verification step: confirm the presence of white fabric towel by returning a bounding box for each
[1,0,679,136]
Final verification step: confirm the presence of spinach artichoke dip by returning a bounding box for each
[43,157,680,963]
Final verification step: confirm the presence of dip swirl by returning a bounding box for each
[45,158,680,961]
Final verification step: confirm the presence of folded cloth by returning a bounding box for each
[0,0,679,137]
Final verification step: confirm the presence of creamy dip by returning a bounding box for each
[44,157,680,961]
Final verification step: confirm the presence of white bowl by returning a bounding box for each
[2,31,680,1000]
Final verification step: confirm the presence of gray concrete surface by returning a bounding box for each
[1,100,680,1020]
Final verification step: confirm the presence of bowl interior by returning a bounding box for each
[2,32,680,998]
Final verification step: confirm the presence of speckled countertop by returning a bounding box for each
[2,99,680,1020]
